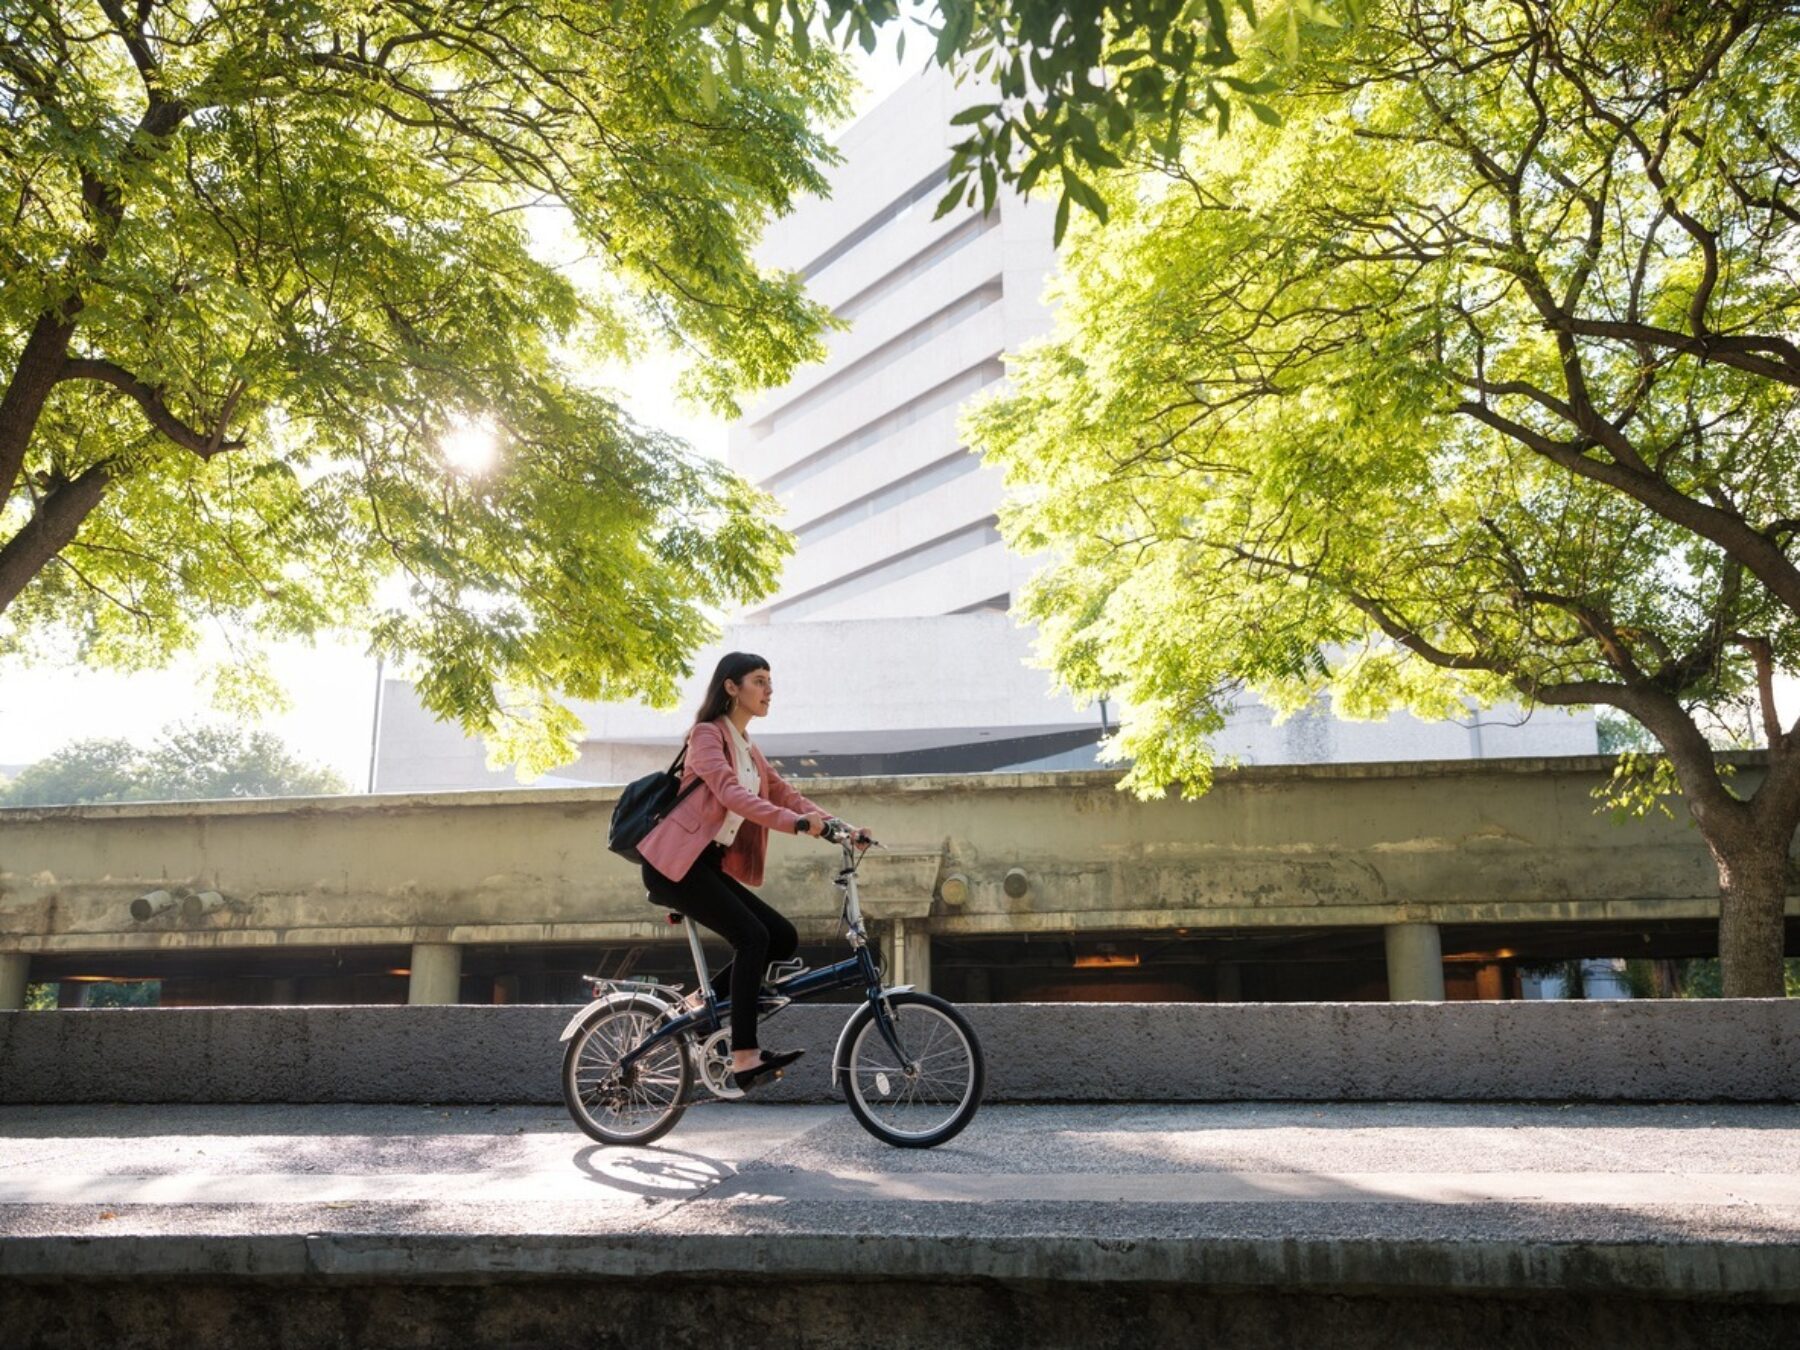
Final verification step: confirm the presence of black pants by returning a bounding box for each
[643,842,798,1051]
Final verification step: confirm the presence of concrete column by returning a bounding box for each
[408,943,463,1005]
[881,921,905,988]
[903,926,932,994]
[1384,923,1446,1002]
[0,953,30,1010]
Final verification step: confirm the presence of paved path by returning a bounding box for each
[3,1100,1798,1250]
[7,1101,1797,1348]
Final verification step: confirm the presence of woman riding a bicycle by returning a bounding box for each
[636,651,871,1092]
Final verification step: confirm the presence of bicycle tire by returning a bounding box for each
[561,995,693,1146]
[840,991,984,1149]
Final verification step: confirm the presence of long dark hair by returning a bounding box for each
[692,651,769,725]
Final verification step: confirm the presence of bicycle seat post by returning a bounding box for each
[679,915,712,999]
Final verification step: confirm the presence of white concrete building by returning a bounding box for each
[731,71,1054,622]
[371,69,1597,792]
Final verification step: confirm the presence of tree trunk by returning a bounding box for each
[1713,834,1793,997]
[0,461,115,611]
[0,309,79,506]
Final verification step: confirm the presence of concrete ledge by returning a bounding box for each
[3,1000,1796,1104]
[4,1229,1797,1299]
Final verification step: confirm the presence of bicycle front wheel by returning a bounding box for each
[561,996,692,1146]
[841,991,984,1148]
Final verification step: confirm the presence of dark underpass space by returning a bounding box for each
[21,918,1799,1008]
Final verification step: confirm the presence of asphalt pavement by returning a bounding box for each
[2,1099,1798,1254]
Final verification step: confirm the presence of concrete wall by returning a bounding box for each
[1,754,1774,970]
[3,1001,1795,1104]
[1,755,1789,968]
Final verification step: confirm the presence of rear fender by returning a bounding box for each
[558,990,664,1042]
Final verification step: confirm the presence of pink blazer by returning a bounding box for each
[637,718,826,888]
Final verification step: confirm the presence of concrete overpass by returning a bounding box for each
[1,753,1794,1009]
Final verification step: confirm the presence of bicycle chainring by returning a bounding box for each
[696,1029,746,1100]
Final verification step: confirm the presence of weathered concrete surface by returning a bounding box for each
[3,1000,1797,1105]
[4,754,1796,965]
[1,1103,1797,1349]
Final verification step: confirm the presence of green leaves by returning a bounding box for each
[1,0,851,776]
[964,0,1800,814]
[0,724,346,806]
[691,0,1350,244]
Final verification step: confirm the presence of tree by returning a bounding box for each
[0,721,345,805]
[702,0,1357,240]
[968,0,1800,995]
[2,2,851,773]
[0,735,141,806]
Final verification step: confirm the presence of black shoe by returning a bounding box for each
[730,1048,804,1093]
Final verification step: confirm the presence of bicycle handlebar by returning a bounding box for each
[821,817,877,848]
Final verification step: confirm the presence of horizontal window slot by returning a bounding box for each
[763,359,1004,496]
[766,519,1002,621]
[753,280,1003,436]
[798,164,953,280]
[833,213,998,325]
[791,452,985,550]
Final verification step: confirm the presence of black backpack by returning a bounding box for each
[608,740,704,864]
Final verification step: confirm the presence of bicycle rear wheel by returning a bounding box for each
[841,991,984,1148]
[562,996,692,1146]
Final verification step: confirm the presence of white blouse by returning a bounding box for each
[712,720,761,847]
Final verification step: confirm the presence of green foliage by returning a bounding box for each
[17,979,159,1007]
[2,2,854,775]
[698,0,1355,241]
[77,980,161,1007]
[1,737,144,807]
[1675,958,1800,999]
[1677,958,1724,999]
[966,1,1800,805]
[1596,711,1658,756]
[0,722,346,806]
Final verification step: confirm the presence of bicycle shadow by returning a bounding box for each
[569,1143,737,1199]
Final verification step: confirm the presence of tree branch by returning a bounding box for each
[1738,634,1785,754]
[1454,399,1800,614]
[60,359,244,457]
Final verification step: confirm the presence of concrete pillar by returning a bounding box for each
[903,926,932,994]
[881,921,905,988]
[0,953,30,1010]
[1384,923,1446,1002]
[408,943,463,1005]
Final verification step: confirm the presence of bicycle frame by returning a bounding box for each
[607,830,915,1075]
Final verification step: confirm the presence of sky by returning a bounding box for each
[0,31,928,788]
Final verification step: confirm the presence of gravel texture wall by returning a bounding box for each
[3,999,1795,1105]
